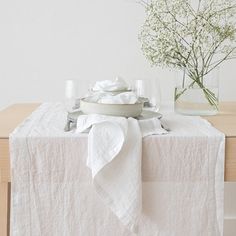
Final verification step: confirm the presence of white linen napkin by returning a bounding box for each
[93,77,128,92]
[76,114,167,233]
[89,77,138,104]
[139,117,168,137]
[98,92,138,104]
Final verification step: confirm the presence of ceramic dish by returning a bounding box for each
[80,98,143,117]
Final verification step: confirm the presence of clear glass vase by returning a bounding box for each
[174,68,219,116]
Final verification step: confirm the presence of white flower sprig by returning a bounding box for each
[139,0,236,107]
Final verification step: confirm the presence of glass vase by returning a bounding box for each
[174,68,219,116]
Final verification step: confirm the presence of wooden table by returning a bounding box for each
[0,103,236,236]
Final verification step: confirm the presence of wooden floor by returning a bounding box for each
[0,102,236,236]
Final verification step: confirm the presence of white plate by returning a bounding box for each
[68,110,162,122]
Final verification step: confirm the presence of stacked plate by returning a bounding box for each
[79,85,144,117]
[64,79,162,131]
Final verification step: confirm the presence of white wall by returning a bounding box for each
[0,1,236,234]
[0,0,236,110]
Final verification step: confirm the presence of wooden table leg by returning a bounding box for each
[0,182,10,236]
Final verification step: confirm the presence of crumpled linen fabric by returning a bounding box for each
[92,77,128,92]
[9,103,225,236]
[76,114,166,233]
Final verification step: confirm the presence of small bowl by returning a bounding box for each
[80,98,143,117]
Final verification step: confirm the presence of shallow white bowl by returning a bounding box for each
[91,89,132,95]
[80,98,143,117]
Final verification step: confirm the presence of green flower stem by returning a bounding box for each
[175,80,195,100]
[175,77,218,110]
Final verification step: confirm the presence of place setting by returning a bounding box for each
[64,77,166,132]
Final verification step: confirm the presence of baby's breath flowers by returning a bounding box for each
[139,0,236,108]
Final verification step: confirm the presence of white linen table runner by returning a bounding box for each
[9,103,225,236]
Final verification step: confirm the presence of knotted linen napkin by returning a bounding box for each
[76,114,167,233]
[93,77,128,92]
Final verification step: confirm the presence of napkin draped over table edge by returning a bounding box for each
[76,114,167,233]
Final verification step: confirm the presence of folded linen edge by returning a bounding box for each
[76,114,128,176]
[88,122,127,177]
[76,114,128,135]
[92,155,141,235]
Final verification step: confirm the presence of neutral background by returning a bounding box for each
[0,0,236,110]
[0,1,236,234]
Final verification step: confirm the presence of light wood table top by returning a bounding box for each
[204,102,236,137]
[0,103,40,138]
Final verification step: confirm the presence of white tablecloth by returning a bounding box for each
[9,103,225,236]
